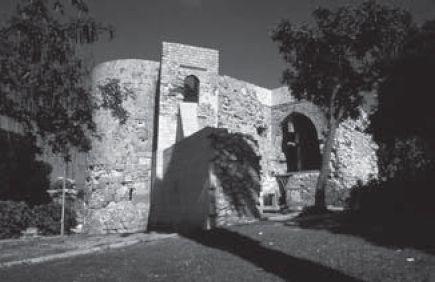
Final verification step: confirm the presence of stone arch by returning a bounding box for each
[274,102,327,141]
[183,75,200,103]
[281,112,321,172]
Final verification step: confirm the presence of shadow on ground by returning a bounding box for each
[287,212,435,256]
[181,228,361,282]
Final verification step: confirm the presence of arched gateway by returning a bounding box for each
[281,112,321,172]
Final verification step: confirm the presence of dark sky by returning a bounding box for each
[1,0,435,88]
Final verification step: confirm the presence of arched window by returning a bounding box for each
[281,113,321,172]
[183,75,199,103]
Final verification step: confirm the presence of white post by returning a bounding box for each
[61,162,67,236]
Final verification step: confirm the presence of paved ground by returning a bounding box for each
[1,221,434,282]
[0,232,176,267]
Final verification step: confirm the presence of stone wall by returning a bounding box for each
[332,111,379,189]
[282,171,319,208]
[86,59,159,233]
[209,129,262,226]
[216,76,272,175]
[278,171,351,208]
[271,87,295,105]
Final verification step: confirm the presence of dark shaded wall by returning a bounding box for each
[0,116,87,206]
[150,128,215,231]
[0,128,51,205]
[209,129,262,226]
[150,127,262,231]
[0,115,88,190]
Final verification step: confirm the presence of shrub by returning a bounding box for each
[31,202,77,235]
[347,169,435,220]
[346,179,388,219]
[0,201,78,239]
[49,178,86,203]
[326,182,350,207]
[299,205,332,217]
[0,201,33,239]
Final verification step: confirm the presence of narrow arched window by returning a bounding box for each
[183,75,199,103]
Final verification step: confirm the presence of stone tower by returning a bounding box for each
[86,59,159,233]
[155,42,220,179]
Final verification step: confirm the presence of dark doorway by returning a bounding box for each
[281,113,321,172]
[184,75,200,103]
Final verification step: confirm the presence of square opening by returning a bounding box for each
[263,193,275,206]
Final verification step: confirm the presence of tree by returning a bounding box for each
[0,0,132,235]
[372,19,435,145]
[271,1,413,210]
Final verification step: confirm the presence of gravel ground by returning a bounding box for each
[1,221,434,282]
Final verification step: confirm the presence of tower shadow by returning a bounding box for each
[182,228,361,282]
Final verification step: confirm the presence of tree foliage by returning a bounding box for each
[0,128,51,205]
[372,19,435,144]
[0,0,129,160]
[271,1,413,209]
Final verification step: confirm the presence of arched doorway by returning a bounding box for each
[281,113,321,172]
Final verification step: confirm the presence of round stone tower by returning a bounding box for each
[85,59,160,234]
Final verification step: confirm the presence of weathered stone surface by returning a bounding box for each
[209,130,262,226]
[86,59,158,233]
[332,110,379,189]
[86,201,147,234]
[215,76,274,202]
[283,171,318,208]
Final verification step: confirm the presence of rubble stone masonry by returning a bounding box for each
[86,59,159,233]
[0,42,382,233]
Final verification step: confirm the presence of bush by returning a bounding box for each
[31,202,77,235]
[346,179,388,218]
[326,182,350,207]
[0,201,33,239]
[347,169,435,220]
[299,205,332,217]
[0,201,77,239]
